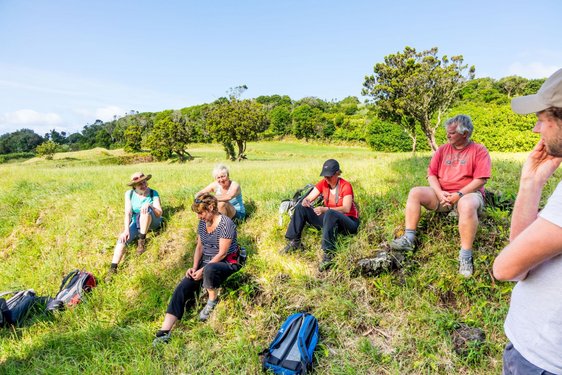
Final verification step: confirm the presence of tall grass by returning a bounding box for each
[1,141,558,374]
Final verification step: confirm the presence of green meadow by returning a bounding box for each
[1,141,559,374]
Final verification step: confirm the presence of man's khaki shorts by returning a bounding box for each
[434,192,485,216]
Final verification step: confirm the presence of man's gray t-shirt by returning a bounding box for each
[504,181,562,374]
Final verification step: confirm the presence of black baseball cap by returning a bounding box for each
[320,159,341,177]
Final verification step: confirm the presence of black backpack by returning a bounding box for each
[46,270,97,311]
[0,290,38,327]
[278,184,323,226]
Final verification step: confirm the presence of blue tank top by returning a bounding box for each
[216,183,245,216]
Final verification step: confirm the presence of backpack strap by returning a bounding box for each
[57,269,80,293]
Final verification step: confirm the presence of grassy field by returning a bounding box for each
[1,141,559,374]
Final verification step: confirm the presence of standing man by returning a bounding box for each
[493,68,562,374]
[390,114,491,277]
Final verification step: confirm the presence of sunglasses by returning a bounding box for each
[195,198,203,204]
[132,174,145,182]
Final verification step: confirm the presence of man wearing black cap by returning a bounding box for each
[281,159,360,271]
[493,68,562,374]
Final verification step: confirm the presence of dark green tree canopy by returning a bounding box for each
[363,46,475,151]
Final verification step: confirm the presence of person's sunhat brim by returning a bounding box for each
[127,173,152,186]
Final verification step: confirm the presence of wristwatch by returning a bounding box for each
[457,191,464,198]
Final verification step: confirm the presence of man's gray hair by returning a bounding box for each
[445,114,473,138]
[212,163,229,178]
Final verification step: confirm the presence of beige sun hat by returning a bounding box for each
[127,172,152,186]
[511,68,562,114]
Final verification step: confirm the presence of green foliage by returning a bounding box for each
[206,99,269,160]
[0,129,44,154]
[268,105,292,136]
[145,110,196,161]
[447,103,538,151]
[124,124,143,152]
[0,152,35,163]
[292,104,318,141]
[363,46,475,151]
[35,140,59,159]
[460,78,508,105]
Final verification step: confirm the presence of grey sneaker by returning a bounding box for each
[280,240,303,254]
[390,236,415,252]
[459,257,473,278]
[199,301,217,321]
[152,331,171,346]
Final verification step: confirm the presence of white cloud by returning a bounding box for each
[0,109,62,126]
[95,106,127,122]
[0,109,64,135]
[507,62,560,79]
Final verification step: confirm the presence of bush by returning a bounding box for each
[35,140,58,160]
[0,152,35,163]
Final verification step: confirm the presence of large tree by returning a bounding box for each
[145,110,196,161]
[206,88,268,160]
[362,46,475,151]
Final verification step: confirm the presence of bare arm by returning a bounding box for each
[216,181,241,202]
[209,237,232,263]
[150,195,163,217]
[428,175,448,205]
[493,140,562,281]
[187,236,204,279]
[510,140,562,239]
[195,182,216,198]
[493,217,562,281]
[301,187,321,207]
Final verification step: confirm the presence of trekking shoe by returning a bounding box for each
[136,238,146,255]
[318,253,334,272]
[152,331,171,346]
[104,267,117,283]
[280,240,303,254]
[390,236,415,252]
[199,300,218,321]
[459,257,474,278]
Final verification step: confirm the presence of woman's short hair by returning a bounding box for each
[445,114,473,137]
[212,164,229,179]
[192,193,218,214]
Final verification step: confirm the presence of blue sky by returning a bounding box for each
[1,0,561,135]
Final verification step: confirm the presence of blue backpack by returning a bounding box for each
[261,312,319,374]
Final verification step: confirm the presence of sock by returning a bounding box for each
[110,263,118,270]
[207,299,218,306]
[139,233,146,240]
[156,330,170,337]
[459,248,473,259]
[405,229,416,243]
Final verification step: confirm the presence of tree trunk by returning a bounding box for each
[236,140,247,161]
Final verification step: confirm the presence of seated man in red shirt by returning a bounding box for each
[281,159,360,271]
[390,114,491,277]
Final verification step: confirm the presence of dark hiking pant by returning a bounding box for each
[285,204,359,253]
[166,261,240,320]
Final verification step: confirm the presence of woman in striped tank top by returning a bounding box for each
[153,193,242,345]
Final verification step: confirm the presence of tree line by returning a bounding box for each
[0,47,546,161]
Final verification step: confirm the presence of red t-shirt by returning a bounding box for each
[315,177,359,219]
[428,142,491,194]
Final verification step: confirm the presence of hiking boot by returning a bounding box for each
[104,267,117,283]
[390,236,415,252]
[152,331,171,346]
[136,238,146,255]
[459,257,474,278]
[280,240,303,254]
[319,253,334,272]
[199,300,218,321]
